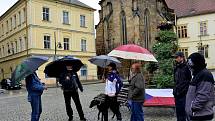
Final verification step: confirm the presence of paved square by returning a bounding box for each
[0,83,177,121]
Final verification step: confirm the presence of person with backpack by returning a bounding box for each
[128,63,145,121]
[59,65,86,121]
[103,63,123,121]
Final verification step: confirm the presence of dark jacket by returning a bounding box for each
[128,72,145,102]
[173,62,192,98]
[185,68,215,120]
[25,73,45,101]
[59,70,83,92]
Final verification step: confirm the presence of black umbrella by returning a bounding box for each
[44,55,84,78]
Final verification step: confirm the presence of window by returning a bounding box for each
[81,39,86,51]
[144,9,150,49]
[179,48,188,58]
[1,24,4,36]
[43,7,50,21]
[19,37,22,51]
[198,45,209,58]
[121,11,127,44]
[23,7,26,23]
[80,65,87,76]
[2,46,4,57]
[80,15,86,27]
[14,15,16,29]
[15,41,18,53]
[177,25,188,38]
[10,18,12,31]
[63,11,69,24]
[0,48,1,57]
[6,21,9,33]
[18,11,21,25]
[44,35,51,49]
[200,22,207,36]
[63,38,69,50]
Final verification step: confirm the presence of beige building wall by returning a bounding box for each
[0,0,97,82]
[177,13,215,76]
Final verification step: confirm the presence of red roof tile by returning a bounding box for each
[165,0,215,17]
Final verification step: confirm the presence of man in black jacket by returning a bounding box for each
[59,65,86,121]
[173,52,192,121]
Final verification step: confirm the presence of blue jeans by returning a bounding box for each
[130,101,144,121]
[29,95,42,121]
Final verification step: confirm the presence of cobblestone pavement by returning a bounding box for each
[0,83,177,121]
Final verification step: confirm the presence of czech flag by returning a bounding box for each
[144,89,175,107]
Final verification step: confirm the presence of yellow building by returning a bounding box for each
[166,0,215,77]
[0,0,97,83]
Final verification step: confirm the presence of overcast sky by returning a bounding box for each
[0,0,101,25]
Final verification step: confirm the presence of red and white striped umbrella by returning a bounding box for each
[108,44,158,62]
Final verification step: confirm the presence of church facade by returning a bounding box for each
[96,0,174,55]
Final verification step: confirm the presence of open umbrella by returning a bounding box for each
[44,55,83,78]
[89,55,121,68]
[108,44,158,62]
[11,56,49,85]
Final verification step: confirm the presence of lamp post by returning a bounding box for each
[54,32,62,60]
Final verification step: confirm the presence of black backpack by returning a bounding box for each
[60,72,78,90]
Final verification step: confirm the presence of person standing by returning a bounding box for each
[103,63,123,121]
[173,52,192,121]
[186,52,215,121]
[128,63,145,121]
[59,65,86,121]
[25,72,47,121]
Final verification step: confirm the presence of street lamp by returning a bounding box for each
[54,32,62,60]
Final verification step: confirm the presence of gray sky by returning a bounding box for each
[0,0,101,25]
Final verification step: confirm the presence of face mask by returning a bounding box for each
[187,59,194,75]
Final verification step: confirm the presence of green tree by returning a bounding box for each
[148,30,178,88]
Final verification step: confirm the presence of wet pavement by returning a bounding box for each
[0,83,177,121]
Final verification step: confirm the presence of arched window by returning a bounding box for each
[121,11,127,44]
[144,9,151,49]
[80,65,87,77]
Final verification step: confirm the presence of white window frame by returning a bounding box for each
[42,7,50,21]
[200,21,207,36]
[81,39,87,52]
[63,38,70,50]
[80,15,86,27]
[63,11,69,24]
[80,65,88,77]
[44,35,51,49]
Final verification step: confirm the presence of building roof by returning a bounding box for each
[60,0,95,10]
[165,0,215,18]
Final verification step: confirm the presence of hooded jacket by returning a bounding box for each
[186,53,215,120]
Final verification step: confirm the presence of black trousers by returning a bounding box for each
[63,90,85,119]
[103,96,122,121]
[175,96,188,121]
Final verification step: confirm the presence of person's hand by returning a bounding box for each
[44,86,48,90]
